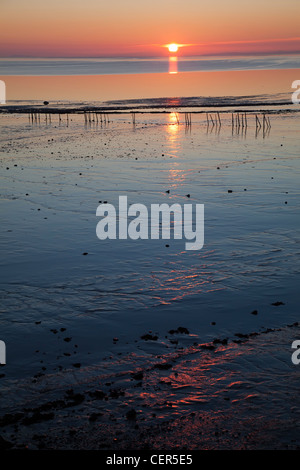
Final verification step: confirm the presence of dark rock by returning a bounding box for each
[126,409,137,420]
[88,390,106,400]
[0,412,24,427]
[64,390,85,407]
[89,412,103,422]
[131,371,144,381]
[0,436,13,450]
[22,412,54,426]
[213,338,228,345]
[141,333,158,341]
[168,327,189,335]
[109,388,125,398]
[154,363,172,370]
[200,344,215,350]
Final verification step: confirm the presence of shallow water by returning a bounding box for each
[1,56,299,76]
[0,111,299,367]
[0,111,299,448]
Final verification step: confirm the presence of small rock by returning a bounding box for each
[132,371,144,381]
[0,436,13,450]
[200,344,215,350]
[168,327,189,335]
[154,363,172,370]
[141,333,158,341]
[89,412,103,422]
[89,390,106,400]
[126,409,137,420]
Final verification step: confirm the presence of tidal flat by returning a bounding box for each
[0,110,299,449]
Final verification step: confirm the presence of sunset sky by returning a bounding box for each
[0,0,300,57]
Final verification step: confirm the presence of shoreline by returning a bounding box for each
[1,323,299,450]
[0,111,299,450]
[1,103,299,115]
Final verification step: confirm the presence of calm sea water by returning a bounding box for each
[1,55,300,75]
[1,55,299,104]
[0,70,299,448]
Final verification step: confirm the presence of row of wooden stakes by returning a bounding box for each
[28,110,271,129]
[28,111,111,124]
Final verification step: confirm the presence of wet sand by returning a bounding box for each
[0,111,299,449]
[1,324,299,450]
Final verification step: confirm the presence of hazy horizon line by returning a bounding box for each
[1,51,300,60]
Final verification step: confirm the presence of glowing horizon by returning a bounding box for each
[0,0,300,58]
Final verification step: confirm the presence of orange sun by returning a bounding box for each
[168,43,179,53]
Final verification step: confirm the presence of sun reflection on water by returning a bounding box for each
[168,56,178,74]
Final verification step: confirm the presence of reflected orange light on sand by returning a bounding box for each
[168,112,180,126]
[137,341,245,415]
[166,113,180,153]
[166,113,187,189]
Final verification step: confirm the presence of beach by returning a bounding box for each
[1,0,300,454]
[0,107,299,449]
